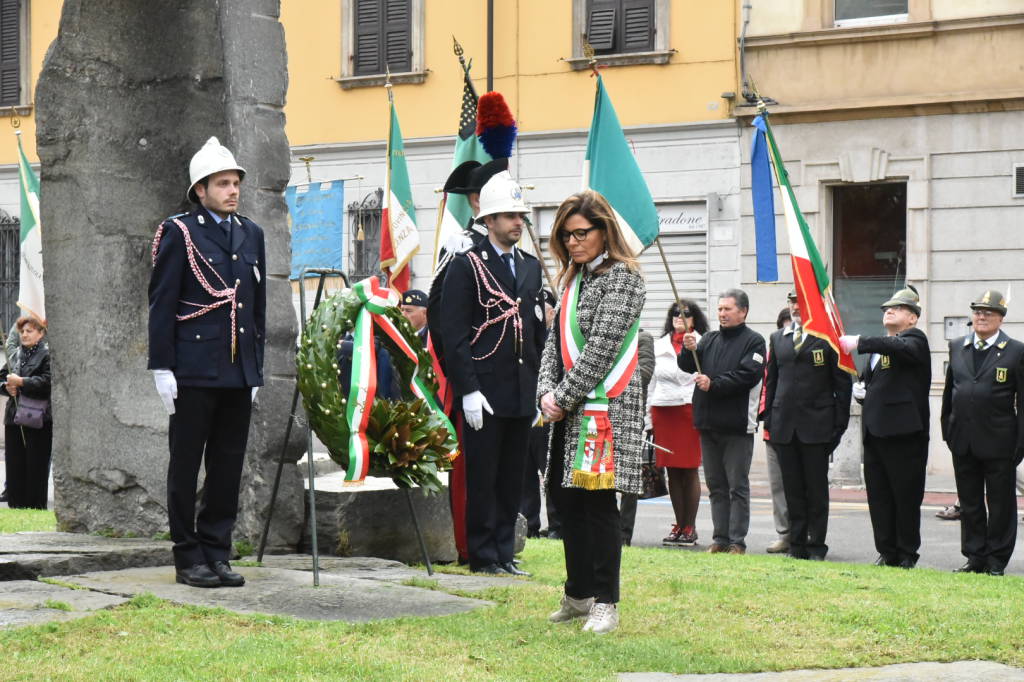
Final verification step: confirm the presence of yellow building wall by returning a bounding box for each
[932,0,1023,20]
[0,1,61,165]
[3,1,739,163]
[283,0,737,147]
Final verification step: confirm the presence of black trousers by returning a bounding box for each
[4,422,52,509]
[863,432,927,564]
[776,439,830,559]
[461,411,531,568]
[520,424,548,535]
[551,422,621,604]
[952,449,1018,570]
[167,386,252,569]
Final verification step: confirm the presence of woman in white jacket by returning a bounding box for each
[648,300,709,546]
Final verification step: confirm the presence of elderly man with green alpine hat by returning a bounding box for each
[941,290,1024,576]
[839,285,930,568]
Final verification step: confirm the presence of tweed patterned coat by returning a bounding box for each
[538,261,647,495]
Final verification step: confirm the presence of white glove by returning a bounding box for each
[462,390,494,431]
[251,387,259,403]
[152,369,177,415]
[852,381,866,401]
[838,335,860,354]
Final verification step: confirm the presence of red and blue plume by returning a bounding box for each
[476,91,517,159]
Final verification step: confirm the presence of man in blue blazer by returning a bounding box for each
[148,137,266,588]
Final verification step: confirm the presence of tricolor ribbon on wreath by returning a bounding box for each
[558,271,639,490]
[345,277,458,483]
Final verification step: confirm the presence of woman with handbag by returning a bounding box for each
[538,190,646,635]
[1,317,52,509]
[649,300,709,547]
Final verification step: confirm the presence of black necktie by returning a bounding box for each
[501,252,514,277]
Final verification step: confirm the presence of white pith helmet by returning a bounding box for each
[475,171,528,221]
[186,136,246,203]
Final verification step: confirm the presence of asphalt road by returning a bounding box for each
[628,494,1024,576]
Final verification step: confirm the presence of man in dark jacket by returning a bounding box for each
[941,290,1024,576]
[764,291,852,560]
[148,137,265,588]
[440,172,546,575]
[839,286,930,568]
[679,289,765,554]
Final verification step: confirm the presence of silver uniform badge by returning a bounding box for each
[197,214,205,225]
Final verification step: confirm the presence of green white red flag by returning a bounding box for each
[380,94,419,292]
[16,132,44,323]
[761,117,856,375]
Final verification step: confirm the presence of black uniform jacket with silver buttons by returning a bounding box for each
[941,330,1024,460]
[439,239,545,418]
[764,328,852,446]
[858,328,931,440]
[148,206,266,388]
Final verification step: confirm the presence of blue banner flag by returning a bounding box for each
[751,115,778,282]
[286,181,346,279]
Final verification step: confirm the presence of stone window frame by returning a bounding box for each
[803,0,930,31]
[0,0,32,116]
[565,0,673,70]
[337,0,427,90]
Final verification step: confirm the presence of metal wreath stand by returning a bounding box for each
[257,266,436,587]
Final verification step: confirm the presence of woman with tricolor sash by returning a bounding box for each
[538,190,646,635]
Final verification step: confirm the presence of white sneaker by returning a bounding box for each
[582,602,618,634]
[548,594,594,623]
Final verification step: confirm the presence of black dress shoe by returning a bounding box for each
[471,563,510,575]
[897,558,916,569]
[546,530,562,540]
[209,560,245,587]
[874,555,893,566]
[175,563,222,588]
[501,562,531,577]
[988,566,1005,577]
[953,561,986,574]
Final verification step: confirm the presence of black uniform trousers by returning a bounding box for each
[952,448,1018,571]
[550,422,621,604]
[863,432,928,565]
[520,423,548,536]
[167,386,252,569]
[776,438,830,559]
[4,423,52,509]
[462,410,532,568]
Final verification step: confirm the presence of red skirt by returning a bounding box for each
[651,404,701,469]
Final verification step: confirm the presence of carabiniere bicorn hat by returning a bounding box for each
[881,284,921,317]
[970,289,1008,316]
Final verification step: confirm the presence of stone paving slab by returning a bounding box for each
[61,565,493,622]
[0,579,128,628]
[0,532,172,580]
[251,554,521,593]
[619,661,1024,681]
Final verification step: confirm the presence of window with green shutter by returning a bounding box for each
[586,0,654,55]
[0,0,20,107]
[353,0,412,76]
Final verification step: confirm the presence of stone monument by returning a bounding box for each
[34,0,305,551]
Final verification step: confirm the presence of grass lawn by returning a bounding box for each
[0,536,1022,680]
[0,508,57,533]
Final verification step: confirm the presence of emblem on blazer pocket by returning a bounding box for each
[812,349,825,366]
[996,367,1008,383]
[880,355,891,369]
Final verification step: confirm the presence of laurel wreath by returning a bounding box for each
[295,287,457,494]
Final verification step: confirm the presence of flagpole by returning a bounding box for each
[521,213,556,293]
[653,237,701,373]
[383,68,395,290]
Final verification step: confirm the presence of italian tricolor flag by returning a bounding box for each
[16,132,44,323]
[380,95,419,293]
[760,115,857,375]
[582,75,659,256]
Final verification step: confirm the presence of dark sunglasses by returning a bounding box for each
[559,226,604,243]
[671,309,693,318]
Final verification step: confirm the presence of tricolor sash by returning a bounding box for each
[345,277,458,483]
[558,270,639,490]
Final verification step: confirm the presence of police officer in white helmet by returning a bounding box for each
[440,171,546,575]
[148,137,267,588]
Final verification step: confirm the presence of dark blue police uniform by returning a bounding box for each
[148,205,266,569]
